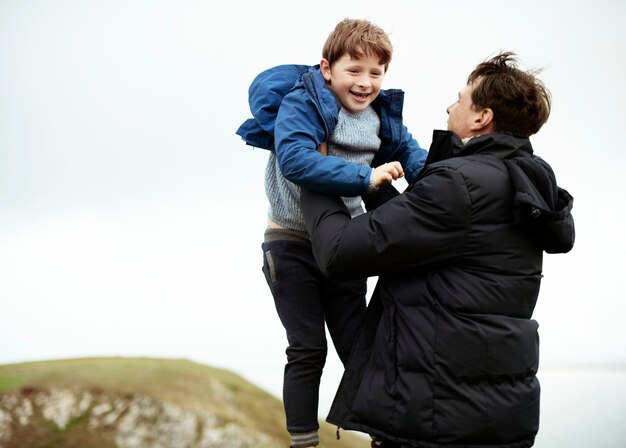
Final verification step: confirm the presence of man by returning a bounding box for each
[300,52,575,448]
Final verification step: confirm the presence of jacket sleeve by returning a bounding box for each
[274,91,372,197]
[301,166,471,280]
[395,126,428,183]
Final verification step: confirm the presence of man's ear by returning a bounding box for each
[471,108,494,133]
[320,58,332,82]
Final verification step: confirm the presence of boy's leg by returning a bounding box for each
[261,238,327,447]
[322,276,367,365]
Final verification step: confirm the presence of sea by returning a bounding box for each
[534,367,626,447]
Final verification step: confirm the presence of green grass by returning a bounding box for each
[0,375,22,391]
[0,357,367,447]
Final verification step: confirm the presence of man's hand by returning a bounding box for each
[372,162,404,187]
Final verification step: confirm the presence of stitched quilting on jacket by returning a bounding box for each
[301,131,575,448]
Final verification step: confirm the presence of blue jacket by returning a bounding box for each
[236,65,427,196]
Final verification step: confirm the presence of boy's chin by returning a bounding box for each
[343,100,372,113]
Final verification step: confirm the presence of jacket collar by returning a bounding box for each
[425,130,533,166]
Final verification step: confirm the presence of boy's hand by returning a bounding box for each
[372,162,404,187]
[318,141,328,156]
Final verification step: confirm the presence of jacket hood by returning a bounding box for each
[504,154,575,254]
[235,64,312,150]
[428,131,575,254]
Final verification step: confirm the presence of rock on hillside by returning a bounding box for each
[0,386,271,448]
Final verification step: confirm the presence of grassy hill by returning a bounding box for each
[0,357,366,448]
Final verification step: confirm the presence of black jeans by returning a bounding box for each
[262,238,366,434]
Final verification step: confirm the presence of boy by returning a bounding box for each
[236,18,426,448]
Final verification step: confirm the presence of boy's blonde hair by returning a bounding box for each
[322,18,393,70]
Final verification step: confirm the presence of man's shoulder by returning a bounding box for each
[422,153,510,187]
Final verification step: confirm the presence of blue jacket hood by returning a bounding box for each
[236,64,312,151]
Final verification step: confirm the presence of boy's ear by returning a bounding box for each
[471,108,495,133]
[320,58,332,81]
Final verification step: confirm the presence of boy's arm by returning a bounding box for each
[393,126,428,183]
[274,93,373,197]
[316,141,403,193]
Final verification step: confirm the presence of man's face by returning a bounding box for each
[321,53,386,113]
[446,80,481,139]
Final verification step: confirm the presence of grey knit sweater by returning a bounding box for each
[265,106,381,232]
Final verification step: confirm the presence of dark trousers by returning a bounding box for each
[262,238,366,434]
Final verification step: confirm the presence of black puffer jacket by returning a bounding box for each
[301,131,575,448]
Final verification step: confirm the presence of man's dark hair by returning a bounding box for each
[468,52,551,137]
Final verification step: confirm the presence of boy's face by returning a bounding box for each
[320,53,386,113]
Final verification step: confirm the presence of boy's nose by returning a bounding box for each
[357,77,371,88]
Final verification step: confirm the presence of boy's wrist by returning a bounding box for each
[368,172,379,193]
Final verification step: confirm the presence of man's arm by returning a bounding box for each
[301,166,471,280]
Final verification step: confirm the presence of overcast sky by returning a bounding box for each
[1,0,625,421]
